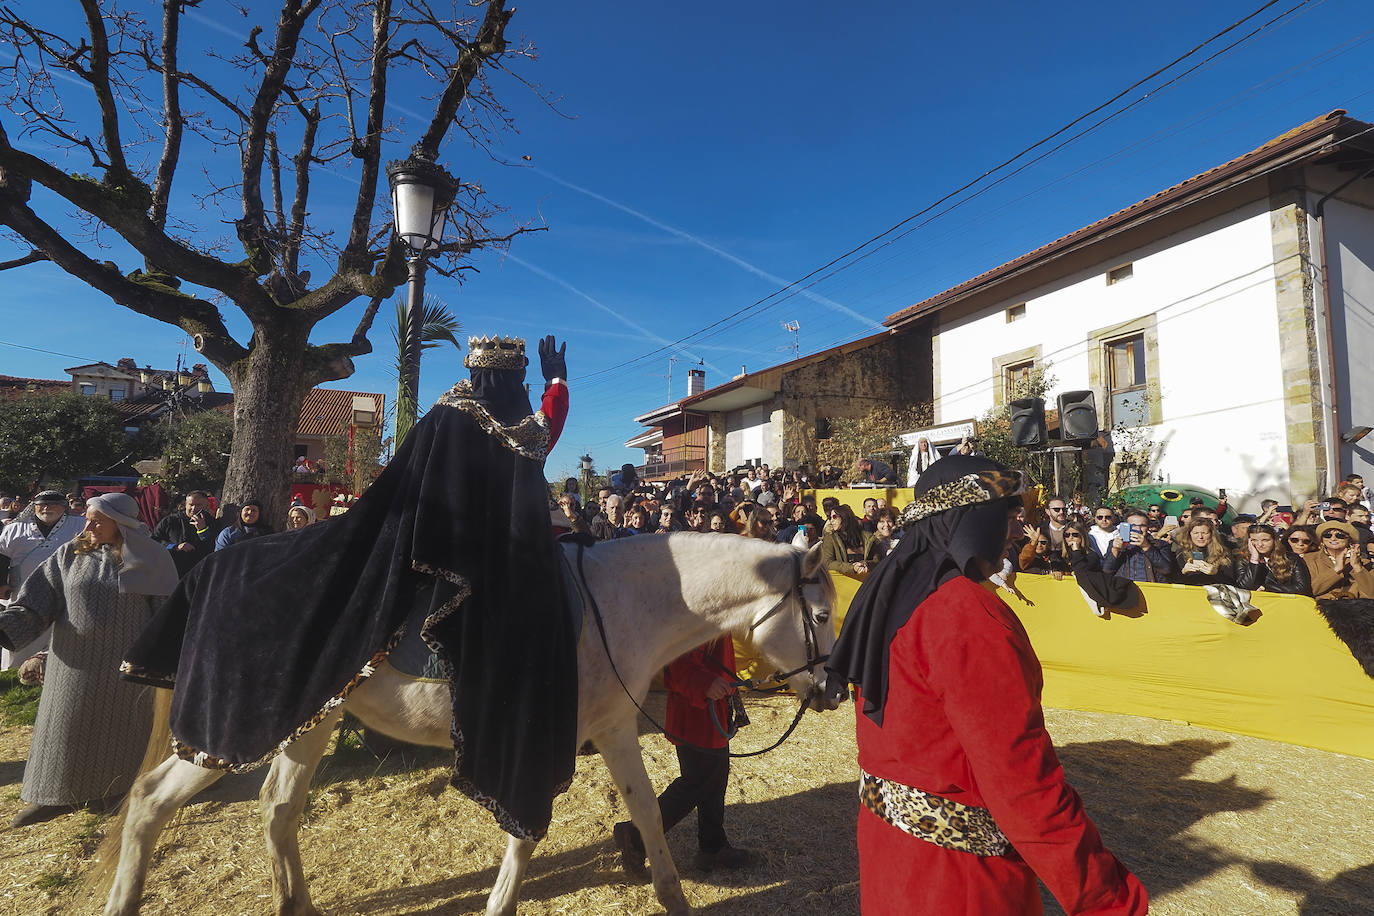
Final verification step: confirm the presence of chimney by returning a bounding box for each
[687,368,705,396]
[116,357,137,371]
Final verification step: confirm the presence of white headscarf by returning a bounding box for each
[86,493,180,596]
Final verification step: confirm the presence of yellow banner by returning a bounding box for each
[825,568,1374,760]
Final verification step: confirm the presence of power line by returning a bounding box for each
[574,0,1316,386]
[0,338,99,364]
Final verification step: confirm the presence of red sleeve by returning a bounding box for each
[540,381,569,451]
[922,581,1148,915]
[664,637,735,707]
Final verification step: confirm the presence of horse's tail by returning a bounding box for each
[83,686,173,904]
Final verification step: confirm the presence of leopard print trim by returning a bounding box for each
[433,379,551,461]
[859,769,1011,857]
[899,470,1026,529]
[119,660,175,689]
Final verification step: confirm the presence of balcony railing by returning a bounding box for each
[638,444,707,480]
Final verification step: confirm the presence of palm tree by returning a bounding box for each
[391,295,463,447]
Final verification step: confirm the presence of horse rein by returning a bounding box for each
[574,544,829,758]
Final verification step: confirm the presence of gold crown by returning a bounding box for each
[464,335,527,370]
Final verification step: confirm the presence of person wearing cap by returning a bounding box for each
[0,491,85,669]
[0,493,177,827]
[122,334,578,843]
[1305,520,1374,600]
[152,490,223,577]
[825,455,1147,916]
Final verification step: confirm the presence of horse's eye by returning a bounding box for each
[814,613,829,624]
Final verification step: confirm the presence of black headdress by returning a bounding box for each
[825,455,1025,726]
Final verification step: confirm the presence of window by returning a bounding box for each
[1106,263,1133,285]
[110,386,125,401]
[1005,302,1026,323]
[1004,360,1035,403]
[1105,333,1149,426]
[79,382,95,396]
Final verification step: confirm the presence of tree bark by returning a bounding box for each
[221,318,312,529]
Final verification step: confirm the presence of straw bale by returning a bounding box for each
[1,697,1371,914]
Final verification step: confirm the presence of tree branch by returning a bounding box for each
[150,0,186,228]
[303,292,385,384]
[341,0,389,268]
[0,250,49,271]
[238,0,320,262]
[77,0,130,178]
[0,196,249,370]
[0,124,274,314]
[284,101,318,277]
[414,0,512,159]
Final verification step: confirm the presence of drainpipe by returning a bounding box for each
[1312,165,1374,495]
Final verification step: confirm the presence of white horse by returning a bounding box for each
[100,533,840,916]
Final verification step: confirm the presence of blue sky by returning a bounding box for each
[3,0,1374,481]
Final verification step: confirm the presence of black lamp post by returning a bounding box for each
[387,153,458,439]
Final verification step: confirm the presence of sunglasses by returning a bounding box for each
[1095,514,1114,520]
[1323,532,1350,540]
[1047,506,1065,511]
[1288,536,1311,544]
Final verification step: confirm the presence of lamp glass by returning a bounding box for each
[392,178,439,252]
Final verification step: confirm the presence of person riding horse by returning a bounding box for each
[123,334,577,840]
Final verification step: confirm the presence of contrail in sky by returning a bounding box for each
[502,253,724,375]
[534,167,886,332]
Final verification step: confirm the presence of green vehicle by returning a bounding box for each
[1112,484,1235,526]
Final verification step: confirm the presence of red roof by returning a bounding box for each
[297,389,386,438]
[885,110,1374,328]
[0,375,68,401]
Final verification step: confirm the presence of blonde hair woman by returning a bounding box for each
[0,493,177,827]
[1171,518,1233,586]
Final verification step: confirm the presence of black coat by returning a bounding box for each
[151,513,223,577]
[1234,559,1312,596]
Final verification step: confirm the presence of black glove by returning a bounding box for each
[538,335,567,383]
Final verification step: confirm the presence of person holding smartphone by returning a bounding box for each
[1171,518,1234,585]
[1103,508,1174,582]
[1304,520,1374,600]
[151,491,223,577]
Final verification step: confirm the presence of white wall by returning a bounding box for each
[933,200,1292,507]
[724,403,770,468]
[1324,196,1374,484]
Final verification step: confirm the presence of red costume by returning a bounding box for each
[856,577,1147,915]
[664,636,735,750]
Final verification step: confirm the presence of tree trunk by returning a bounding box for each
[222,319,312,530]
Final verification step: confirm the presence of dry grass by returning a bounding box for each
[1,695,1371,915]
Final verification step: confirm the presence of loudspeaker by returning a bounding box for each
[1009,398,1047,448]
[1057,390,1099,442]
[815,417,831,440]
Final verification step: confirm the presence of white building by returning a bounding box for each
[885,110,1374,510]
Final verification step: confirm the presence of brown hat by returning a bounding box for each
[1316,520,1359,542]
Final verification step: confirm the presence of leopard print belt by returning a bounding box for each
[860,769,1011,857]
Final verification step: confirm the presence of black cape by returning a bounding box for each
[123,384,578,839]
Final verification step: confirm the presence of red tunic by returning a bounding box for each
[664,637,736,750]
[855,576,1147,915]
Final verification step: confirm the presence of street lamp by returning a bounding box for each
[387,152,459,441]
[580,454,594,499]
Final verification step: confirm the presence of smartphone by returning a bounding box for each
[1219,488,1227,499]
[1191,550,1205,561]
[1277,505,1293,514]
[1117,522,1133,541]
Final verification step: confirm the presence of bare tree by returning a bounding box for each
[0,0,544,523]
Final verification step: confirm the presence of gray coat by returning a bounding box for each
[0,543,164,806]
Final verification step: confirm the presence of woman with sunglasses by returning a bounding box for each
[1304,520,1374,599]
[1234,524,1311,595]
[1284,525,1315,556]
[822,504,868,577]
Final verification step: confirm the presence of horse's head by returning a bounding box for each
[748,542,841,712]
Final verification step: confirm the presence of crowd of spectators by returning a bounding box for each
[1005,474,1374,599]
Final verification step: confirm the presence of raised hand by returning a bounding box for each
[537,335,567,383]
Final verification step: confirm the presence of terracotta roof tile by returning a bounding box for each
[0,375,68,401]
[297,389,386,438]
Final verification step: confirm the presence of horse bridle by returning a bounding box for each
[575,544,830,758]
[734,552,831,690]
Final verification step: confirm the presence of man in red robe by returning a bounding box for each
[827,455,1148,915]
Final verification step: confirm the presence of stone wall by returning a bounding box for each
[778,323,933,468]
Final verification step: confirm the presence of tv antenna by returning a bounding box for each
[781,321,800,359]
